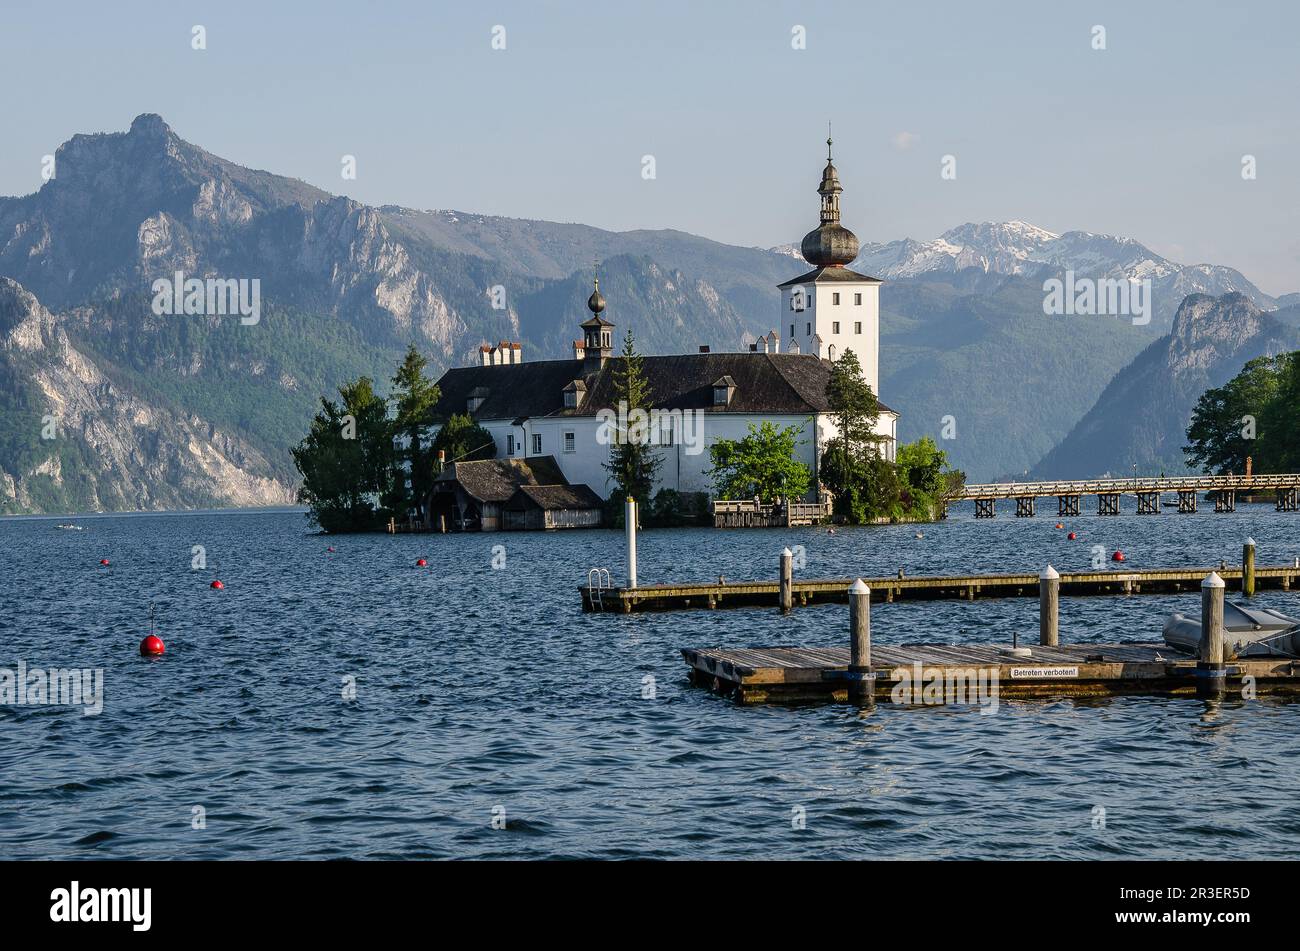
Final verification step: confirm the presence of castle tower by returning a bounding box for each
[777,133,882,393]
[579,273,615,373]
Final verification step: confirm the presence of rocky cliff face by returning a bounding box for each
[0,278,294,512]
[1030,293,1299,478]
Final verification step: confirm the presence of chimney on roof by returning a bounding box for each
[477,341,524,366]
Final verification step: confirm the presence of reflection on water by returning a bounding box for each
[1,506,1299,859]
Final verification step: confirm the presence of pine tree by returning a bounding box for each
[389,345,441,518]
[604,329,661,511]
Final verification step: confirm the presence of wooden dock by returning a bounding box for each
[682,642,1300,704]
[581,564,1300,613]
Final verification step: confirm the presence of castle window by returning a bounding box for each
[805,322,811,336]
[507,434,515,454]
[832,293,840,305]
[832,321,840,334]
[563,431,576,453]
[855,321,862,334]
[855,293,863,305]
[790,324,795,338]
[532,434,542,454]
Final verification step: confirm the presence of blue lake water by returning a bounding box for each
[2,505,1299,859]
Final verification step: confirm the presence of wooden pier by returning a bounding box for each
[682,564,1300,704]
[581,564,1300,613]
[681,642,1300,704]
[711,498,830,528]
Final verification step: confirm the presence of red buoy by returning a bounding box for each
[1055,522,1064,529]
[140,634,165,656]
[1067,532,1077,540]
[210,580,224,590]
[99,558,110,566]
[416,558,428,567]
[1112,550,1125,562]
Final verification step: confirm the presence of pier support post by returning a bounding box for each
[1039,564,1060,646]
[779,547,793,614]
[1197,572,1227,699]
[1243,537,1256,597]
[848,579,873,705]
[625,497,638,589]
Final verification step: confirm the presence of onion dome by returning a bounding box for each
[799,134,860,267]
[587,277,606,315]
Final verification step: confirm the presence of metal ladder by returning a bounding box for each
[587,567,612,612]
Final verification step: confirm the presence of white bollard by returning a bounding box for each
[625,496,637,589]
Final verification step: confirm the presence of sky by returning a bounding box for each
[2,0,1298,293]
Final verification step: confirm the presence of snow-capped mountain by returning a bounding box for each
[841,221,1276,323]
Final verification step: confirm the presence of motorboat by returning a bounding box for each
[1162,601,1300,658]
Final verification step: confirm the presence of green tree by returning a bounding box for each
[292,377,393,532]
[603,329,661,510]
[896,436,965,518]
[389,345,441,516]
[1185,354,1289,473]
[821,349,891,522]
[1257,354,1300,472]
[431,412,496,465]
[707,421,811,502]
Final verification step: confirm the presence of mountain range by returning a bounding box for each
[1,115,1295,512]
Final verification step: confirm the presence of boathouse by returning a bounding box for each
[427,456,602,532]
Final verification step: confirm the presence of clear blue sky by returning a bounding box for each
[3,0,1297,293]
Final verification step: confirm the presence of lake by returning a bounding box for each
[2,505,1299,859]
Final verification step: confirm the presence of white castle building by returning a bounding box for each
[427,138,897,528]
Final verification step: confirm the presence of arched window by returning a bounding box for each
[827,344,836,361]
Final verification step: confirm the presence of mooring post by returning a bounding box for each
[1039,564,1060,646]
[625,496,638,589]
[779,547,793,614]
[1243,537,1256,597]
[1197,571,1226,698]
[848,579,873,705]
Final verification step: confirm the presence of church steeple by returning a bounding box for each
[800,128,860,268]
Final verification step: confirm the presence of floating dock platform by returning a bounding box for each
[681,642,1300,704]
[583,565,1300,613]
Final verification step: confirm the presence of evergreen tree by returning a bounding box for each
[603,329,661,510]
[389,345,441,517]
[431,412,497,464]
[821,349,888,522]
[292,377,393,532]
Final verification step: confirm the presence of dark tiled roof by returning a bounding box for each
[433,455,568,503]
[433,351,894,419]
[777,266,882,287]
[506,483,605,511]
[436,353,894,420]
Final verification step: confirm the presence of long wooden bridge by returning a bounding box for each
[949,473,1300,518]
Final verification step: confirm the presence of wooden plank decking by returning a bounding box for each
[582,565,1300,613]
[681,642,1300,704]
